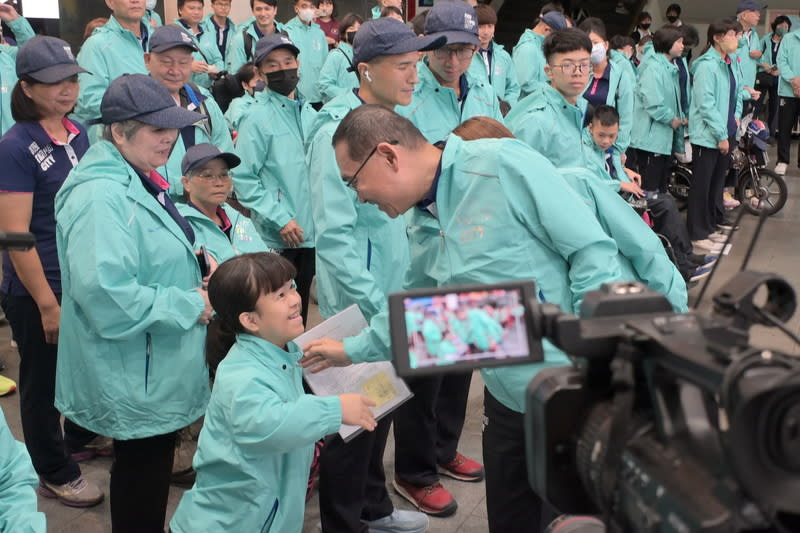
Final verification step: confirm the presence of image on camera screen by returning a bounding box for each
[403,288,530,370]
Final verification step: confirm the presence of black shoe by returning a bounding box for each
[717,217,739,231]
[690,253,717,267]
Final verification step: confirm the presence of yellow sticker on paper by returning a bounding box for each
[361,372,397,408]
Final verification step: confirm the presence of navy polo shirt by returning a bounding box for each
[584,62,611,110]
[0,119,88,296]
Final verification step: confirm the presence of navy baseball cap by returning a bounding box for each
[541,11,568,31]
[99,74,205,128]
[254,34,300,65]
[351,18,446,68]
[181,143,241,175]
[424,0,480,47]
[149,24,199,53]
[16,36,89,83]
[737,0,767,13]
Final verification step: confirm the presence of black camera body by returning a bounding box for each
[525,275,800,532]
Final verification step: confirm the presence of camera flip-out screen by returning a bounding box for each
[389,281,543,377]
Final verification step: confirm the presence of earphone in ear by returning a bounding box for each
[364,70,373,82]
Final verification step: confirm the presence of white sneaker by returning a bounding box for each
[708,232,728,243]
[775,162,787,175]
[692,239,724,254]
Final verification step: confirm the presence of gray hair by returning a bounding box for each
[331,104,426,161]
[101,120,147,144]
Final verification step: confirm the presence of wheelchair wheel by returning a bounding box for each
[668,165,691,211]
[737,167,787,216]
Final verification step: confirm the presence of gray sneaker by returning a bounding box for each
[39,477,104,507]
[366,509,430,533]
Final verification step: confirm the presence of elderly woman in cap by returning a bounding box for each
[54,73,213,533]
[0,35,104,509]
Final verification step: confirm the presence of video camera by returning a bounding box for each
[389,274,800,532]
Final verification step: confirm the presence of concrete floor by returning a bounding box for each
[0,158,798,532]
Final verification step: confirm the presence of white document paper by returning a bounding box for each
[294,305,412,442]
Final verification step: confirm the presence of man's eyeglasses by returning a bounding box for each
[344,140,399,191]
[550,61,592,75]
[193,172,232,182]
[432,46,476,61]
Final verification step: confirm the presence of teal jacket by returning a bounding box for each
[200,14,238,62]
[226,20,287,73]
[74,15,149,126]
[777,30,800,98]
[234,89,317,249]
[174,19,226,89]
[557,167,688,312]
[630,53,683,155]
[735,27,761,89]
[142,9,163,30]
[0,17,35,135]
[317,42,359,103]
[284,17,329,103]
[397,60,503,143]
[512,29,547,99]
[224,91,256,132]
[0,407,46,533]
[345,135,624,413]
[610,49,637,81]
[506,82,589,168]
[158,85,234,199]
[469,41,521,106]
[467,309,503,351]
[305,90,410,321]
[54,141,210,439]
[689,47,744,149]
[587,54,635,152]
[178,203,270,263]
[371,5,381,19]
[170,334,341,533]
[580,128,630,193]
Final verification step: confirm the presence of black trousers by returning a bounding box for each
[111,432,176,533]
[687,141,732,241]
[1,292,92,485]
[393,371,472,486]
[483,389,557,533]
[280,247,316,325]
[318,416,394,533]
[634,149,672,193]
[777,96,800,165]
[647,194,694,277]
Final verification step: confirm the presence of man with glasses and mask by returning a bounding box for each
[305,17,443,532]
[397,0,502,144]
[233,34,317,324]
[507,28,595,168]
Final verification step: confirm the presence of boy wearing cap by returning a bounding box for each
[178,144,269,262]
[144,25,233,198]
[284,0,330,108]
[233,34,317,324]
[73,0,151,128]
[397,0,502,144]
[305,17,442,531]
[512,9,568,99]
[175,0,226,90]
[226,0,285,73]
[469,4,520,110]
[0,3,35,135]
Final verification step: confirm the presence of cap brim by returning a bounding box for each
[184,152,241,175]
[350,34,446,71]
[134,105,206,129]
[431,30,480,47]
[150,43,199,54]
[28,64,90,84]
[254,44,301,66]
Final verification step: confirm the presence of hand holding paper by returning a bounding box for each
[300,338,352,372]
[339,394,377,431]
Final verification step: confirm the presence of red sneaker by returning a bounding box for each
[437,452,484,482]
[392,477,458,517]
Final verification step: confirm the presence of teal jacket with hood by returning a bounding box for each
[54,141,210,439]
[630,53,684,155]
[469,41,521,106]
[284,16,329,103]
[174,18,226,89]
[581,128,630,192]
[344,135,625,413]
[586,52,636,152]
[169,334,342,533]
[305,89,410,321]
[0,407,46,533]
[512,29,547,99]
[776,29,800,98]
[688,47,744,149]
[317,41,359,103]
[178,202,271,263]
[397,60,503,144]
[226,19,287,74]
[0,16,35,135]
[233,88,317,250]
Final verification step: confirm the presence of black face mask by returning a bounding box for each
[345,31,356,44]
[641,23,651,30]
[666,15,678,23]
[253,79,267,93]
[266,68,299,97]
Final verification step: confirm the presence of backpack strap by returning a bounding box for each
[336,46,354,70]
[244,25,255,61]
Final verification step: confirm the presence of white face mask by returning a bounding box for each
[299,8,316,23]
[591,42,607,64]
[146,0,157,10]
